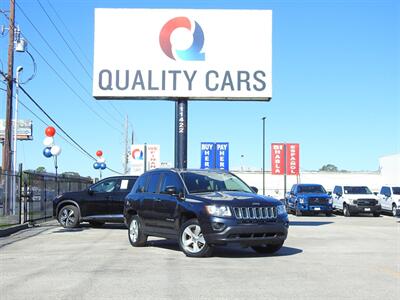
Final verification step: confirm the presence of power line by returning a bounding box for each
[43,0,125,120]
[37,0,92,80]
[16,2,124,131]
[19,85,123,175]
[45,0,92,66]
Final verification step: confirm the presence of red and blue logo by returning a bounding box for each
[132,149,143,160]
[159,17,205,61]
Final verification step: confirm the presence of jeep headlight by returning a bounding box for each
[277,204,287,216]
[298,197,305,204]
[205,205,232,217]
[328,197,333,204]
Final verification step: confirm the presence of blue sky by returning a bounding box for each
[0,0,399,178]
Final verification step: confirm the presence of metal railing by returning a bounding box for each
[0,171,92,226]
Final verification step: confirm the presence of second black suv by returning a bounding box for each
[53,176,138,228]
[124,169,289,257]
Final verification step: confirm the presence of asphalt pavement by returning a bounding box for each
[0,215,399,300]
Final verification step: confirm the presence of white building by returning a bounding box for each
[233,154,399,199]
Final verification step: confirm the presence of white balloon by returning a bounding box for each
[97,157,106,163]
[43,137,54,147]
[50,145,62,156]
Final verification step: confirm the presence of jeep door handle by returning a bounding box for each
[155,199,162,202]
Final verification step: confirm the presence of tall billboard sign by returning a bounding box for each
[271,143,300,175]
[0,119,33,141]
[93,9,272,100]
[200,142,229,171]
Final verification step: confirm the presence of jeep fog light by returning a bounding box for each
[206,205,232,217]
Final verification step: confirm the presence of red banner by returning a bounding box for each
[271,143,300,175]
[271,143,285,174]
[286,143,300,175]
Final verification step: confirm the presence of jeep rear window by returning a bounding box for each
[181,171,253,194]
[344,186,372,194]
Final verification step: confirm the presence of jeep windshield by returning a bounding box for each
[297,185,326,194]
[181,171,253,194]
[344,186,372,194]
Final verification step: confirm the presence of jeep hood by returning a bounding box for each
[187,191,282,206]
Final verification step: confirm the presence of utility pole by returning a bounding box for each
[123,115,128,174]
[2,0,16,215]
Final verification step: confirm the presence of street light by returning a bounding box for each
[262,117,266,195]
[12,66,23,175]
[10,66,23,214]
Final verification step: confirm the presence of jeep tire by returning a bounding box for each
[128,215,147,247]
[179,219,213,257]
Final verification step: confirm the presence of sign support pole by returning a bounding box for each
[283,143,287,198]
[175,98,188,169]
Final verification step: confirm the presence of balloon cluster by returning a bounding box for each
[93,150,107,170]
[42,126,61,158]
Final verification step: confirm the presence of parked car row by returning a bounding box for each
[284,183,400,217]
[52,171,398,257]
[53,169,289,257]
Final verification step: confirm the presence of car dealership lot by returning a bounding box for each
[1,215,399,300]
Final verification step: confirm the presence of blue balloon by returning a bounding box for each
[100,163,106,170]
[43,147,52,158]
[93,162,100,169]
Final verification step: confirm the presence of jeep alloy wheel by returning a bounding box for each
[128,215,147,247]
[179,219,213,257]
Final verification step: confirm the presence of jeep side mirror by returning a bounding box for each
[373,192,378,196]
[250,186,258,194]
[328,191,332,195]
[164,186,178,195]
[290,191,295,196]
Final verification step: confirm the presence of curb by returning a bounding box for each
[0,223,29,237]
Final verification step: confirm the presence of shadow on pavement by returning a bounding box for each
[147,239,302,258]
[290,221,333,226]
[53,223,126,233]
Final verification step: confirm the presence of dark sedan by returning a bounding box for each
[53,176,138,228]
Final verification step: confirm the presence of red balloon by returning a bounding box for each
[96,150,103,157]
[45,126,56,137]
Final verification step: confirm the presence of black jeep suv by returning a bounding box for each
[53,176,137,228]
[124,169,289,257]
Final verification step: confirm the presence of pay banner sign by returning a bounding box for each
[271,143,300,175]
[93,9,272,100]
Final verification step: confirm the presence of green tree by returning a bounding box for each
[36,166,46,173]
[319,164,338,172]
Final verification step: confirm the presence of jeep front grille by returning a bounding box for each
[233,207,277,220]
